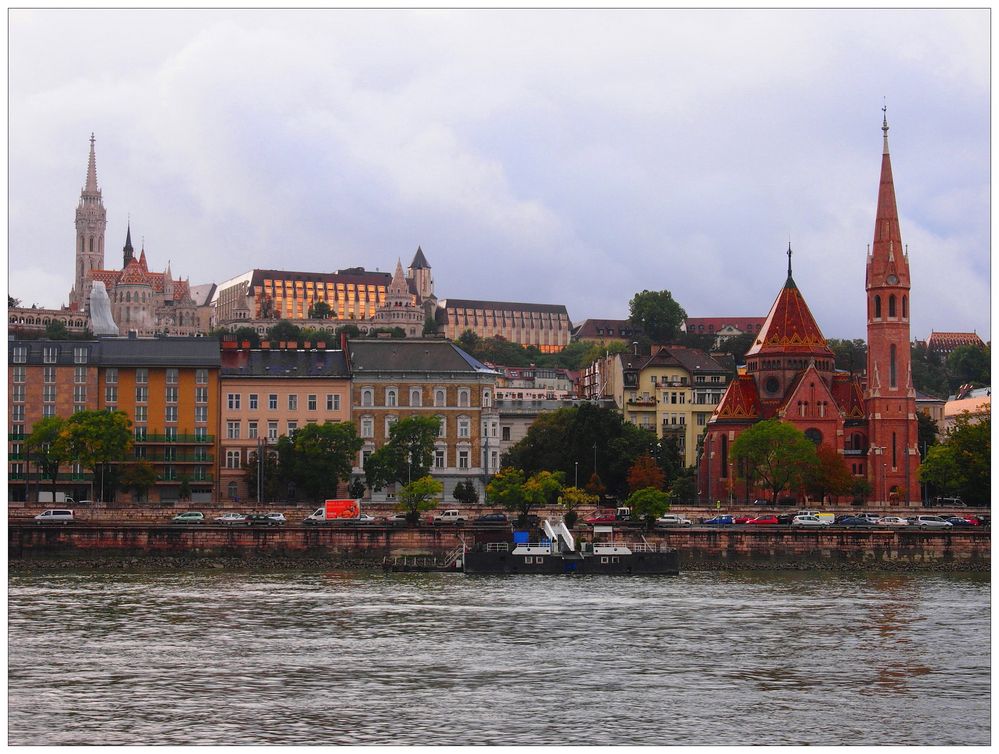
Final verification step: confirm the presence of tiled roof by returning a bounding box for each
[220,348,349,377]
[247,268,393,290]
[746,276,832,358]
[573,318,643,339]
[927,331,986,351]
[829,373,867,419]
[685,317,765,334]
[348,339,499,375]
[712,375,762,422]
[410,246,431,269]
[440,298,569,316]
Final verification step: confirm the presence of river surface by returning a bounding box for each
[7,569,990,746]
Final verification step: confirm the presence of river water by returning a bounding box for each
[7,569,990,746]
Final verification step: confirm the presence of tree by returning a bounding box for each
[9,295,21,308]
[585,472,607,498]
[730,419,819,505]
[486,467,526,518]
[229,326,261,348]
[177,474,192,502]
[670,471,697,504]
[803,445,853,503]
[486,468,563,525]
[397,476,444,522]
[25,416,71,499]
[279,422,364,501]
[628,290,687,343]
[627,453,665,493]
[453,480,479,506]
[245,448,282,503]
[559,486,597,528]
[364,416,441,491]
[851,477,873,506]
[456,329,482,354]
[946,345,990,391]
[120,461,158,502]
[917,411,939,459]
[654,436,684,486]
[714,332,757,363]
[625,486,671,530]
[267,320,303,343]
[919,411,990,504]
[44,320,69,339]
[423,313,440,335]
[336,324,361,340]
[308,300,333,319]
[910,341,950,398]
[61,410,133,502]
[348,478,366,499]
[827,339,868,376]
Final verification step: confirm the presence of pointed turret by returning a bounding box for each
[866,108,910,289]
[410,246,430,269]
[85,132,99,193]
[122,223,134,266]
[139,246,148,272]
[408,245,434,302]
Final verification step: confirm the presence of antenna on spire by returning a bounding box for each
[787,241,793,278]
[882,100,890,154]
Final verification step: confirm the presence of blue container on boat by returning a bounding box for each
[512,531,529,544]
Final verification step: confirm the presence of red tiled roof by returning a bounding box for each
[713,375,762,421]
[829,373,867,419]
[746,278,832,358]
[926,331,985,351]
[685,317,765,334]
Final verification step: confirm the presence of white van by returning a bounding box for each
[34,509,75,524]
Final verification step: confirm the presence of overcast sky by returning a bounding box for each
[8,8,990,340]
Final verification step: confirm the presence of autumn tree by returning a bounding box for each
[627,453,665,493]
[487,468,564,525]
[628,289,687,343]
[62,410,133,502]
[730,419,819,505]
[120,461,159,502]
[397,476,444,523]
[559,486,597,528]
[803,444,853,503]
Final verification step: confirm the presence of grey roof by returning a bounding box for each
[439,298,569,316]
[99,336,221,367]
[348,339,499,375]
[572,318,643,339]
[187,283,217,306]
[641,346,730,374]
[410,246,431,269]
[8,339,100,366]
[220,348,349,378]
[247,268,393,292]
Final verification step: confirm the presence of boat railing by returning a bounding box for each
[484,542,510,552]
[631,542,658,553]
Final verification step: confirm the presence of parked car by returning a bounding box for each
[347,513,378,525]
[389,512,413,526]
[776,513,797,526]
[791,514,828,527]
[214,513,247,525]
[752,499,770,506]
[245,513,282,526]
[585,512,621,525]
[473,513,509,525]
[836,516,879,527]
[748,514,779,526]
[961,515,985,526]
[877,516,909,527]
[265,512,287,525]
[733,514,756,525]
[34,509,75,524]
[703,515,735,526]
[171,511,205,524]
[655,514,693,528]
[433,510,466,526]
[945,516,974,527]
[910,515,953,528]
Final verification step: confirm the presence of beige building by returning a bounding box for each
[218,345,352,502]
[437,299,572,353]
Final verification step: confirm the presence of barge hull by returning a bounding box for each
[463,550,679,575]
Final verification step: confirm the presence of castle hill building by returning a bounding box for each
[924,330,987,358]
[699,115,920,506]
[347,339,500,501]
[8,336,220,503]
[218,342,352,502]
[682,317,766,348]
[436,299,572,353]
[571,318,645,346]
[66,135,206,336]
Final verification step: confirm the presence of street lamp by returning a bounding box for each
[574,461,579,488]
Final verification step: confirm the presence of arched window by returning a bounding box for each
[361,388,373,407]
[804,428,822,445]
[386,389,397,407]
[874,296,881,319]
[435,415,446,438]
[888,295,896,318]
[902,295,908,319]
[410,388,422,407]
[892,432,897,468]
[889,344,897,388]
[458,389,470,407]
[435,389,446,407]
[227,481,238,500]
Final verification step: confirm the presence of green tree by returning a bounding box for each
[910,342,949,398]
[730,419,819,505]
[336,324,361,340]
[714,332,757,363]
[851,477,873,506]
[625,486,672,530]
[456,330,482,354]
[803,444,854,503]
[44,320,69,339]
[917,411,939,459]
[267,320,303,343]
[487,468,563,525]
[364,416,441,491]
[827,339,868,376]
[62,410,133,502]
[9,295,21,308]
[423,312,440,335]
[919,411,990,504]
[669,470,698,504]
[348,477,366,499]
[398,475,443,522]
[453,480,479,506]
[308,300,333,319]
[654,436,685,487]
[177,474,192,502]
[946,344,990,391]
[24,416,71,499]
[279,422,364,501]
[628,289,687,343]
[559,486,597,528]
[120,461,159,501]
[627,453,665,493]
[245,447,282,503]
[230,326,261,348]
[486,467,526,517]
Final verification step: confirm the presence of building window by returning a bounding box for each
[249,394,258,410]
[43,346,59,364]
[434,448,445,469]
[385,415,398,436]
[42,404,55,418]
[410,389,422,407]
[435,389,446,407]
[135,406,147,423]
[888,295,896,318]
[458,450,469,469]
[12,346,27,364]
[248,421,258,439]
[361,449,373,468]
[166,406,178,423]
[502,426,511,442]
[74,366,87,384]
[288,394,298,411]
[227,421,241,439]
[361,417,374,438]
[136,368,148,384]
[196,369,208,385]
[12,366,25,383]
[288,421,298,436]
[308,394,317,411]
[458,417,470,438]
[361,388,373,407]
[386,389,397,407]
[196,387,208,404]
[327,394,341,411]
[43,367,56,384]
[227,481,239,500]
[267,421,278,441]
[106,368,118,384]
[720,435,728,478]
[166,368,178,384]
[225,450,241,469]
[902,295,908,319]
[73,386,87,403]
[166,387,179,404]
[11,385,25,403]
[458,389,470,407]
[269,394,278,410]
[194,427,207,441]
[136,386,148,403]
[195,406,208,423]
[889,345,897,389]
[436,415,446,438]
[874,295,881,319]
[227,393,241,410]
[42,385,57,402]
[12,405,25,421]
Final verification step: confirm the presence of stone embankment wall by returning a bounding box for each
[8,524,989,570]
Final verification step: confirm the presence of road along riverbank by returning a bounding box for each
[9,522,990,571]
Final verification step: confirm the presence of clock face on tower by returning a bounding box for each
[886,274,899,285]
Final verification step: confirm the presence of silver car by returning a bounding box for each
[791,514,828,527]
[34,509,75,524]
[214,513,247,525]
[910,515,953,528]
[265,512,287,524]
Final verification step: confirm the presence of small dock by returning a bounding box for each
[383,545,465,573]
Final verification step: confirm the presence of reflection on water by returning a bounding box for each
[7,569,990,746]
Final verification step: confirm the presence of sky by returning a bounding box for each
[7,8,991,341]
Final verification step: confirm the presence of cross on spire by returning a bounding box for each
[787,242,793,278]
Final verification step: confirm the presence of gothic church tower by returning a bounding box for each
[865,111,919,503]
[68,134,107,312]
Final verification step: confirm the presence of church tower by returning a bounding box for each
[69,133,107,312]
[865,110,919,504]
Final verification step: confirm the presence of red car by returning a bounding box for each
[733,514,756,524]
[748,514,779,526]
[585,513,621,526]
[961,515,985,526]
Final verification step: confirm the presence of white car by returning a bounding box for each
[791,514,829,527]
[214,513,247,525]
[655,514,692,527]
[265,512,287,524]
[877,516,909,527]
[34,509,75,524]
[910,515,953,528]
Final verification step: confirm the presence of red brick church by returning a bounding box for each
[698,113,919,505]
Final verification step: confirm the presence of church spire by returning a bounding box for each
[123,221,134,266]
[86,133,99,192]
[867,106,908,288]
[786,242,793,279]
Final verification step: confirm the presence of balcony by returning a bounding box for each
[626,398,657,407]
